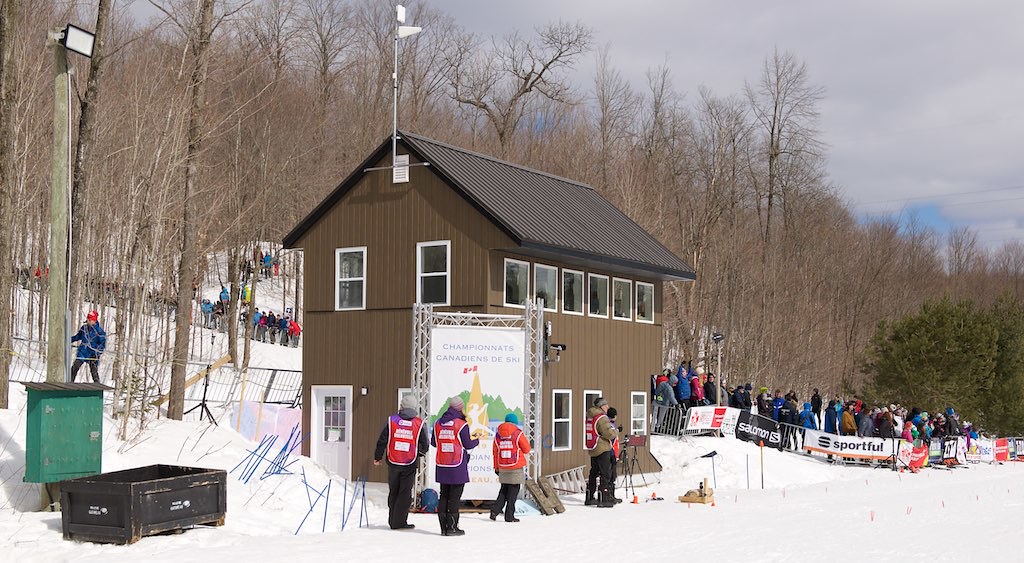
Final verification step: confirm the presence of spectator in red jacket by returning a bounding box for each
[490,413,531,522]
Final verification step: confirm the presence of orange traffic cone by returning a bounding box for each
[651,492,657,499]
[631,495,639,504]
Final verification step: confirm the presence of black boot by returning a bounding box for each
[438,513,451,536]
[598,488,615,508]
[449,513,465,536]
[584,485,596,506]
[610,485,622,504]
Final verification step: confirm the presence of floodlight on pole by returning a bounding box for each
[392,5,422,183]
[45,23,95,384]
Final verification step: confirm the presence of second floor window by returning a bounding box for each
[417,241,450,305]
[336,247,366,310]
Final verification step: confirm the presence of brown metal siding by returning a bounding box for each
[485,251,666,476]
[298,154,514,482]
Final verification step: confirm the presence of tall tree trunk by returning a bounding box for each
[0,0,16,407]
[227,246,238,365]
[69,0,111,306]
[168,0,215,420]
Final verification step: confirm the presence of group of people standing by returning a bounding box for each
[374,394,532,535]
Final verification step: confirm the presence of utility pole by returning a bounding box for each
[46,32,72,384]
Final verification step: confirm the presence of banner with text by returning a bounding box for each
[735,411,783,449]
[802,429,901,460]
[427,326,527,500]
[686,406,742,435]
[995,438,1009,462]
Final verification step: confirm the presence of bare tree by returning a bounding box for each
[169,0,216,420]
[445,21,591,157]
[0,0,16,407]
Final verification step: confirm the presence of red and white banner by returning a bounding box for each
[803,429,901,460]
[994,438,1009,462]
[686,406,741,435]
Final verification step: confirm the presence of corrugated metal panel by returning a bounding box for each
[402,132,695,281]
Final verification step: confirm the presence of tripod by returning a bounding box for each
[184,366,217,425]
[619,436,649,497]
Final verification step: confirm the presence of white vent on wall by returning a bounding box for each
[393,154,410,184]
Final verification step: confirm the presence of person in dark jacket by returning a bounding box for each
[374,394,429,530]
[70,311,106,383]
[742,383,753,410]
[730,386,744,409]
[824,400,839,434]
[877,407,895,439]
[810,389,822,426]
[432,396,479,536]
[704,374,719,405]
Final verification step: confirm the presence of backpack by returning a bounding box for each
[419,488,439,513]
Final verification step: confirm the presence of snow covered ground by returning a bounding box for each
[2,376,1022,563]
[4,254,1023,561]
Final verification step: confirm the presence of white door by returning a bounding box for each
[311,385,352,479]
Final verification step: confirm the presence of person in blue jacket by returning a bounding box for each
[70,310,106,383]
[824,399,839,434]
[799,402,818,430]
[772,389,785,421]
[219,285,230,303]
[278,315,291,345]
[674,361,691,404]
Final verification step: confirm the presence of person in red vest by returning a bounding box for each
[489,412,531,522]
[584,397,618,507]
[374,393,429,530]
[432,395,479,536]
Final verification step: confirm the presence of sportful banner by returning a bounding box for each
[427,326,527,500]
[802,429,901,460]
[994,438,1010,462]
[735,411,782,449]
[686,406,742,435]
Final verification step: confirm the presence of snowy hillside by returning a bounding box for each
[2,376,1022,562]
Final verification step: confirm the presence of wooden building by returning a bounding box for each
[283,132,695,482]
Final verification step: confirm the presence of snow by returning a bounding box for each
[3,371,1023,563]
[4,256,1023,561]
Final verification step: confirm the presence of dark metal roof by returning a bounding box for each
[21,382,113,391]
[284,132,695,281]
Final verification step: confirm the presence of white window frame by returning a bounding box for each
[561,268,585,316]
[397,387,412,410]
[504,258,531,309]
[583,389,602,450]
[635,281,655,324]
[587,273,609,318]
[335,247,366,311]
[612,278,632,321]
[552,389,572,452]
[631,391,648,435]
[534,263,558,312]
[416,240,451,306]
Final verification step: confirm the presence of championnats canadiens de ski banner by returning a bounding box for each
[427,326,527,500]
[803,429,901,460]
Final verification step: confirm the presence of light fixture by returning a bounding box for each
[60,24,95,58]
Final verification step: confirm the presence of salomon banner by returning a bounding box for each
[427,326,527,500]
[995,438,1010,462]
[685,406,742,435]
[802,429,901,460]
[735,411,782,449]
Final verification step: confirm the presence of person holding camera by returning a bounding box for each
[584,397,618,508]
[490,413,531,522]
[373,394,429,530]
[607,407,623,503]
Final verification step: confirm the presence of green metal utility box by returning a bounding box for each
[22,382,112,483]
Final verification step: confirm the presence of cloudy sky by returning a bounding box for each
[425,0,1024,249]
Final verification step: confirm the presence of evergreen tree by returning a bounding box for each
[862,298,996,423]
[980,295,1024,435]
